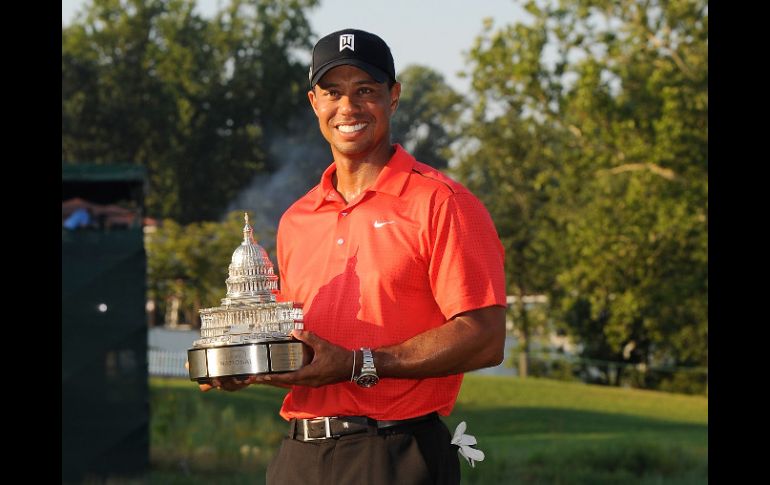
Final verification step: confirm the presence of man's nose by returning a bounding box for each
[338,95,359,114]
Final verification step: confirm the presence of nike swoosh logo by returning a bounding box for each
[373,220,396,228]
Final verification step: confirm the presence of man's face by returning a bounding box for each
[308,65,400,159]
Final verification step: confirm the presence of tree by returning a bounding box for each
[458,0,707,388]
[146,210,276,326]
[391,65,464,169]
[62,0,319,223]
[456,14,566,377]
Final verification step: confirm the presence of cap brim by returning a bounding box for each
[310,59,389,88]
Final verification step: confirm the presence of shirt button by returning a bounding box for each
[336,238,344,245]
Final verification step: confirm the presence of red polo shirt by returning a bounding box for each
[276,144,506,420]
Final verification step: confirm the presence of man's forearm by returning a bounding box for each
[374,305,506,379]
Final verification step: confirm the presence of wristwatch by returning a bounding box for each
[354,348,379,388]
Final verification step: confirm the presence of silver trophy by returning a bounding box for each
[187,213,305,384]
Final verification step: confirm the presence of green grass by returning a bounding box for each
[446,376,707,484]
[144,375,707,484]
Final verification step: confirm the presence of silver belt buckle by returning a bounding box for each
[303,417,332,441]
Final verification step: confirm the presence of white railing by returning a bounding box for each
[148,349,188,377]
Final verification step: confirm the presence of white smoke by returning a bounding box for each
[226,113,330,238]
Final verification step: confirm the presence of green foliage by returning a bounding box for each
[457,0,707,386]
[62,0,319,222]
[655,369,708,396]
[391,65,464,169]
[146,210,276,325]
[510,351,579,383]
[506,349,707,395]
[150,377,288,482]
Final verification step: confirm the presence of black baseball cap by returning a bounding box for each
[309,28,396,88]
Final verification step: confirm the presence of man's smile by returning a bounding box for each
[336,122,368,133]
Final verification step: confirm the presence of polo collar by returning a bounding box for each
[312,144,415,210]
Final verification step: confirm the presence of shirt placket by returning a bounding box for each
[321,191,353,264]
[334,202,355,255]
[328,190,373,254]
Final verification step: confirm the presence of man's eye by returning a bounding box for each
[359,88,373,94]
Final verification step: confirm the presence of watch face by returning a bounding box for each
[356,374,379,388]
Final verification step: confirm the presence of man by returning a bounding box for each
[203,28,507,484]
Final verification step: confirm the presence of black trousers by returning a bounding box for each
[266,417,460,485]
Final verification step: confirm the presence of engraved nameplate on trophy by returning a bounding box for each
[187,213,304,383]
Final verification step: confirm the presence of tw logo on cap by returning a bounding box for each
[339,34,354,52]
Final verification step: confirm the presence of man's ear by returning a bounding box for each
[308,88,319,116]
[390,82,401,113]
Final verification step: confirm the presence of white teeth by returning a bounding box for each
[338,123,366,133]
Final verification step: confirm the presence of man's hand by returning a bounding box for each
[252,329,352,388]
[186,357,257,392]
[201,376,257,392]
[197,375,292,392]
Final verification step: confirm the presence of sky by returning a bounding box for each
[61,0,529,93]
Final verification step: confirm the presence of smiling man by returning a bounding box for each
[205,28,507,485]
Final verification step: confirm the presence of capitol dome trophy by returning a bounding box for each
[187,214,305,384]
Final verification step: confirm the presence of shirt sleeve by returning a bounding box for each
[428,192,507,319]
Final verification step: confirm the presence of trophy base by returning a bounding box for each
[187,341,304,383]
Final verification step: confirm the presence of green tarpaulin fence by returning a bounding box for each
[62,165,148,482]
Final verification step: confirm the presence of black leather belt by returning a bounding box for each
[289,412,439,441]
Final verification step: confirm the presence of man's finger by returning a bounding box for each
[257,372,290,385]
[232,375,255,385]
[291,329,314,344]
